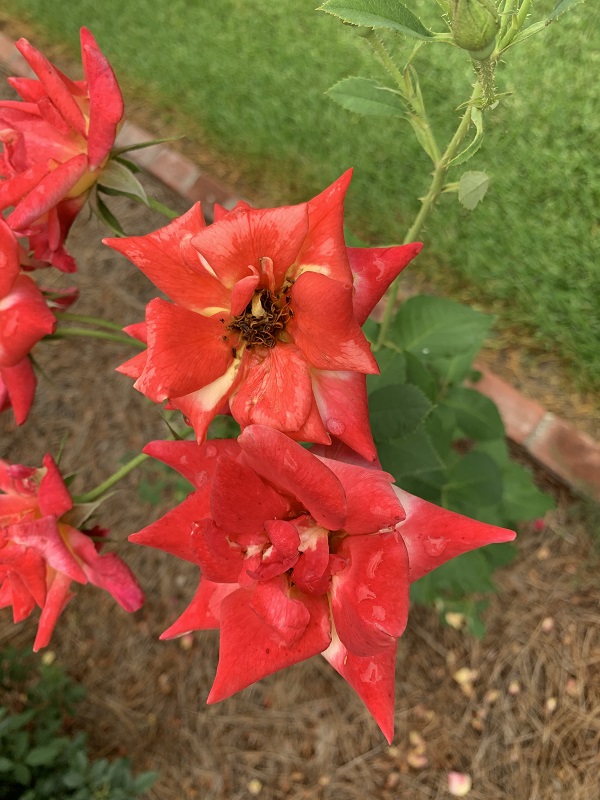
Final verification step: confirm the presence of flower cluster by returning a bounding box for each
[0,454,144,651]
[0,30,518,743]
[109,170,516,740]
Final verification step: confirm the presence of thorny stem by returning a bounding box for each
[47,327,146,349]
[375,81,483,350]
[73,453,149,504]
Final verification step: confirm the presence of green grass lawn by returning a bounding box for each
[4,0,600,391]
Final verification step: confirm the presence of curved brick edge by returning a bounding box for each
[1,32,599,502]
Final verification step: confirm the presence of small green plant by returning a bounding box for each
[0,647,157,800]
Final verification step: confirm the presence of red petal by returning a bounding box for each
[0,546,46,609]
[210,454,290,535]
[7,517,86,583]
[0,219,21,296]
[80,29,124,169]
[229,344,313,433]
[312,369,377,462]
[169,359,244,443]
[38,454,72,518]
[290,526,331,595]
[322,629,397,743]
[33,570,74,651]
[393,487,516,583]
[0,162,51,213]
[207,586,330,702]
[104,205,230,312]
[238,425,347,530]
[316,456,404,535]
[288,271,377,373]
[348,243,423,325]
[330,532,409,657]
[161,577,237,638]
[294,169,353,283]
[129,489,211,563]
[229,271,259,316]
[0,359,36,425]
[6,76,47,103]
[191,202,308,289]
[264,519,300,558]
[143,438,241,487]
[7,571,36,622]
[15,38,86,137]
[250,576,310,646]
[0,275,56,367]
[67,526,144,611]
[190,518,245,582]
[136,298,232,401]
[6,154,89,232]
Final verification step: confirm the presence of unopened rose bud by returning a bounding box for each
[450,0,499,60]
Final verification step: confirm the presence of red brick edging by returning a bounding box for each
[1,33,599,502]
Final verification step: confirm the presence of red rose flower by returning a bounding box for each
[0,28,124,271]
[0,454,144,650]
[130,427,514,741]
[107,171,421,460]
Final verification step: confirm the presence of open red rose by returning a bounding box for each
[107,171,421,460]
[0,219,56,424]
[0,454,144,650]
[0,28,124,271]
[130,427,515,742]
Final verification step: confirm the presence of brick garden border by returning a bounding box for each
[1,33,598,503]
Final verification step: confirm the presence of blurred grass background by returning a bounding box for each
[3,0,599,391]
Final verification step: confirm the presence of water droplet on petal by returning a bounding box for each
[327,418,345,436]
[424,535,447,556]
[194,470,208,488]
[205,445,217,458]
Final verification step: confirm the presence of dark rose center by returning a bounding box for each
[228,287,293,349]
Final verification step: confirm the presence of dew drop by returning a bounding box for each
[205,444,217,458]
[424,535,447,556]
[194,470,208,488]
[327,418,345,436]
[422,347,430,355]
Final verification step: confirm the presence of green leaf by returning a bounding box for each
[0,756,13,771]
[458,170,490,210]
[89,191,126,237]
[377,428,443,479]
[404,350,438,401]
[425,403,457,462]
[388,295,492,384]
[26,739,67,766]
[369,383,431,441]
[362,317,380,344]
[367,348,406,393]
[450,106,484,166]
[133,771,160,794]
[112,135,182,156]
[548,0,586,21]
[444,386,504,440]
[328,77,406,117]
[500,461,555,523]
[443,451,503,515]
[98,159,148,204]
[319,0,433,39]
